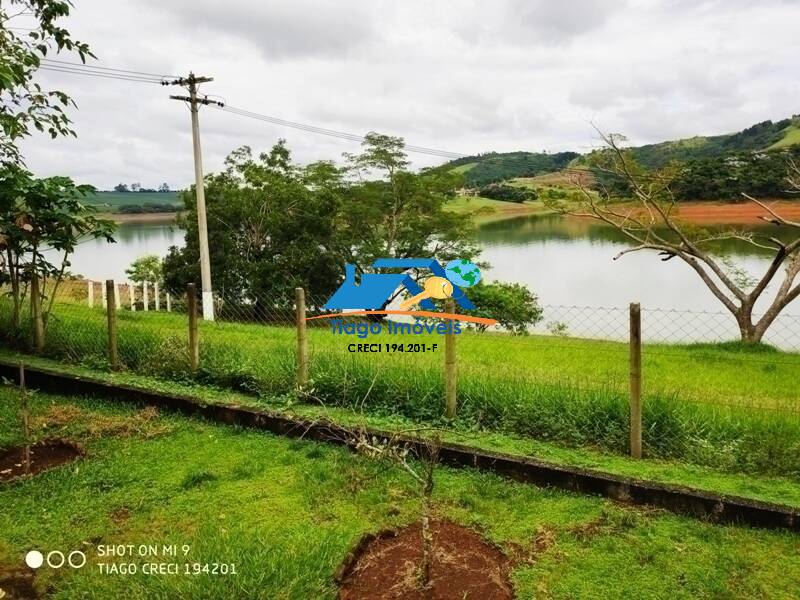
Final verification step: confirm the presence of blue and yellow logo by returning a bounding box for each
[313,258,497,327]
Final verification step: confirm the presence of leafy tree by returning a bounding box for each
[0,166,115,341]
[130,182,140,192]
[463,281,543,334]
[125,254,162,283]
[164,135,481,307]
[113,183,128,192]
[158,182,170,192]
[477,183,536,203]
[1,0,93,167]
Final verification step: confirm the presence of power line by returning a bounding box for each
[216,104,468,160]
[40,58,176,79]
[39,65,164,84]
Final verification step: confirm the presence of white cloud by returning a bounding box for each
[15,0,800,189]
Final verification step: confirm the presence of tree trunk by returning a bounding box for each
[736,308,764,344]
[30,275,44,352]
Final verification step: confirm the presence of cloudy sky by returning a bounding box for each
[15,0,800,189]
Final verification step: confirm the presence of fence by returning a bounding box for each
[1,277,799,477]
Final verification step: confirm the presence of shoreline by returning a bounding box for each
[467,199,800,227]
[101,211,180,225]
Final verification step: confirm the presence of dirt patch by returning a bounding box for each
[338,519,513,600]
[0,567,38,599]
[33,405,169,439]
[0,440,83,482]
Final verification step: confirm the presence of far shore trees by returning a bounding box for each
[559,132,800,344]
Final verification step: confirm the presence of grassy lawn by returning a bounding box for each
[3,300,800,476]
[3,349,800,508]
[1,387,799,599]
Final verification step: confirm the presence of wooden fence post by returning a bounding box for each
[129,283,136,312]
[154,282,160,311]
[106,279,119,370]
[295,287,308,389]
[87,280,94,308]
[629,302,642,459]
[113,282,120,310]
[444,298,457,419]
[187,283,199,371]
[143,281,149,311]
[30,274,44,352]
[166,293,171,312]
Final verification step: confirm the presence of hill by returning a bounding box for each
[441,151,580,187]
[629,117,800,168]
[84,191,181,214]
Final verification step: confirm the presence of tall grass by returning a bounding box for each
[1,297,799,477]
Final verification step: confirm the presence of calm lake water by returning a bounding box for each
[64,214,800,345]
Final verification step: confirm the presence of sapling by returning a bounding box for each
[352,429,442,589]
[19,362,31,475]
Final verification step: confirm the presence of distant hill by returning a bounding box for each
[629,117,800,168]
[440,151,580,187]
[85,191,181,214]
[440,116,800,200]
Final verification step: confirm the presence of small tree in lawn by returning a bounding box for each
[126,255,163,284]
[464,281,543,334]
[350,428,442,590]
[0,167,115,343]
[556,131,800,344]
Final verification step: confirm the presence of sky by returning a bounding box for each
[14,0,800,190]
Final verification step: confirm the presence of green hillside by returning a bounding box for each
[84,191,181,214]
[442,151,580,187]
[629,117,799,168]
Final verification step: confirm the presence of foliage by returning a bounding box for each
[163,135,480,303]
[125,255,163,284]
[463,281,543,333]
[0,166,114,329]
[0,0,93,167]
[476,183,537,203]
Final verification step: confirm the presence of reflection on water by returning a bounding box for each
[47,222,184,282]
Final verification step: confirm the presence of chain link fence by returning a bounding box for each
[1,277,799,476]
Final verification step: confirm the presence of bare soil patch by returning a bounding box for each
[0,567,38,600]
[338,519,513,600]
[0,440,82,482]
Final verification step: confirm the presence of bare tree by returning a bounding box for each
[559,132,800,343]
[351,429,441,590]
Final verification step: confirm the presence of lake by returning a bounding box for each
[64,214,800,346]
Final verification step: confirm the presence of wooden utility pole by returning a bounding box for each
[295,287,308,389]
[444,298,457,419]
[106,280,119,370]
[166,73,223,322]
[629,302,642,458]
[187,283,199,370]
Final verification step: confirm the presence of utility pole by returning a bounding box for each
[164,72,223,321]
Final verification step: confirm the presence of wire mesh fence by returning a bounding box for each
[1,277,799,476]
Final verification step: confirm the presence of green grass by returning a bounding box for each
[3,349,800,508]
[450,162,477,174]
[768,125,800,150]
[2,300,800,476]
[1,388,799,599]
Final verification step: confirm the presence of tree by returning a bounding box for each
[464,281,543,333]
[1,0,93,167]
[559,131,800,344]
[158,182,170,193]
[163,135,481,306]
[130,182,140,192]
[125,255,162,283]
[113,183,128,192]
[0,166,115,339]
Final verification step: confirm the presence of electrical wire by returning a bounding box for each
[39,65,165,84]
[217,104,468,160]
[40,58,177,79]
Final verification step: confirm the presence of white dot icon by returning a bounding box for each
[25,550,44,569]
